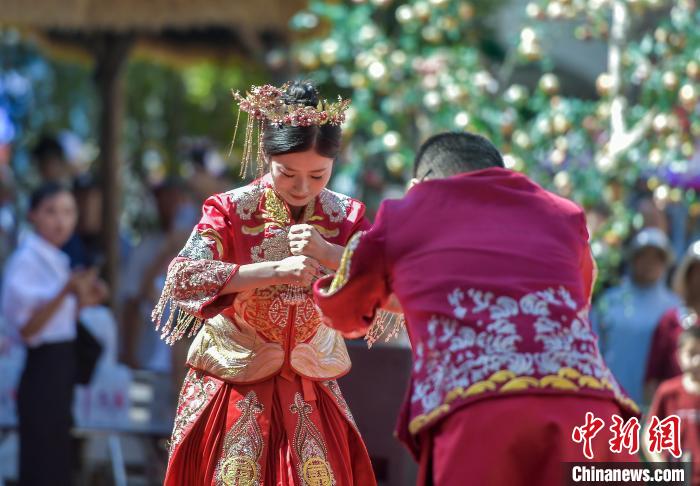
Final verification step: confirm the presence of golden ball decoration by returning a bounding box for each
[505,84,528,106]
[350,73,367,88]
[536,117,553,137]
[386,154,405,177]
[554,171,572,193]
[654,27,669,44]
[395,5,415,23]
[553,113,571,134]
[687,61,700,80]
[459,2,475,20]
[649,148,663,166]
[423,91,442,110]
[596,73,614,97]
[679,84,698,111]
[662,71,679,91]
[518,29,542,62]
[652,113,671,133]
[422,26,443,43]
[546,1,564,19]
[682,141,695,157]
[539,73,560,96]
[596,103,611,119]
[382,131,401,150]
[513,130,532,150]
[371,120,388,136]
[297,50,320,69]
[413,2,431,21]
[550,148,567,166]
[454,111,470,128]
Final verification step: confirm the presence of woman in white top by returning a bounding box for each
[1,183,105,486]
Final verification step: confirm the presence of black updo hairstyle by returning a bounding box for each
[262,80,342,159]
[29,182,72,211]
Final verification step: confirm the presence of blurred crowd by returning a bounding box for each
[0,133,234,484]
[2,132,700,481]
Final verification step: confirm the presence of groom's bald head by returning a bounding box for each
[413,131,504,180]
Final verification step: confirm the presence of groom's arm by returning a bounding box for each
[313,203,393,336]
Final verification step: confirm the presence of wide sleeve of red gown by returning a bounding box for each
[152,193,241,344]
[313,201,393,338]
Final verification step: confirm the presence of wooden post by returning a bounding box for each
[93,33,133,310]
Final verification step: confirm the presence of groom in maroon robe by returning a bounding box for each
[314,132,639,486]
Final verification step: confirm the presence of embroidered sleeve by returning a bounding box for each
[313,202,404,347]
[152,194,240,344]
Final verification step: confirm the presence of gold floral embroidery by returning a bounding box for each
[321,380,358,431]
[169,370,219,455]
[215,391,264,486]
[186,314,284,383]
[294,294,322,343]
[261,187,291,226]
[291,325,351,380]
[290,393,336,486]
[407,368,640,435]
[236,286,290,343]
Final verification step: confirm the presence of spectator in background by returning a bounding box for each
[32,135,72,185]
[645,326,700,485]
[184,140,231,204]
[119,178,196,378]
[592,227,680,407]
[0,106,17,270]
[62,175,131,270]
[1,183,106,486]
[646,240,700,397]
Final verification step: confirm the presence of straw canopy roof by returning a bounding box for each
[0,0,304,33]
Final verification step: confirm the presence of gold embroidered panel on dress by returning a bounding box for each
[187,314,284,383]
[290,393,336,486]
[235,286,290,343]
[294,294,322,343]
[215,391,264,486]
[290,325,351,380]
[169,369,219,456]
[321,380,358,431]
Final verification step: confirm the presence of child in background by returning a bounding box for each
[645,326,700,485]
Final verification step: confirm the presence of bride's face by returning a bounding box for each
[269,149,333,208]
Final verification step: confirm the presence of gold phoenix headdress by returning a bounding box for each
[231,83,351,177]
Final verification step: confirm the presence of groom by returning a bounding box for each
[314,132,639,485]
